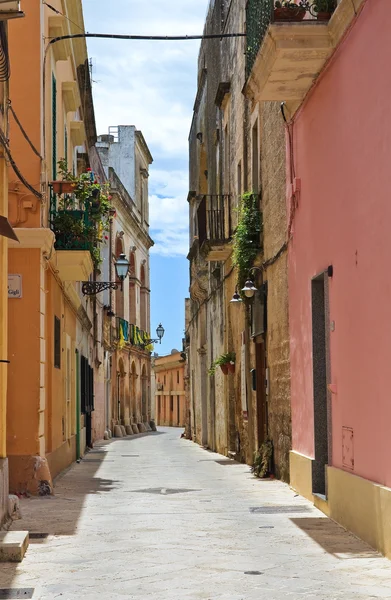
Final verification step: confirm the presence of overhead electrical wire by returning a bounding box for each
[43,1,85,33]
[48,32,247,46]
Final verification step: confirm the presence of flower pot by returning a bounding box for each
[51,180,75,194]
[274,7,306,21]
[220,364,229,375]
[227,362,235,374]
[316,11,332,20]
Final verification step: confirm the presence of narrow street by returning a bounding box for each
[0,429,390,599]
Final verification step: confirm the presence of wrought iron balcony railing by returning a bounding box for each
[197,194,232,248]
[116,318,149,349]
[246,0,337,78]
[49,186,95,252]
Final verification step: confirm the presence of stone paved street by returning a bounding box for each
[1,428,391,599]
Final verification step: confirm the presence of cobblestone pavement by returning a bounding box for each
[1,427,391,599]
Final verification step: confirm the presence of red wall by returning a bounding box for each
[289,0,391,486]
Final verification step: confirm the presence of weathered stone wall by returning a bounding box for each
[260,102,291,481]
[187,0,291,477]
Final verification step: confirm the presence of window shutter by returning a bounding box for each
[54,316,61,369]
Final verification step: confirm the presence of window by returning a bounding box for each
[52,74,57,179]
[54,316,61,369]
[164,375,166,385]
[177,370,180,384]
[170,396,174,412]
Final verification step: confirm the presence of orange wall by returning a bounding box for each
[7,249,41,455]
[8,3,42,228]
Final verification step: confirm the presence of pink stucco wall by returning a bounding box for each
[289,0,391,486]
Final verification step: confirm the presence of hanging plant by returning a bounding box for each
[232,192,262,291]
[208,351,236,376]
[52,160,112,267]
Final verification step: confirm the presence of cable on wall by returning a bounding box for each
[0,128,43,199]
[8,100,43,160]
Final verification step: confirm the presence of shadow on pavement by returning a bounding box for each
[290,517,380,558]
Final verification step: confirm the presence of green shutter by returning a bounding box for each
[52,74,57,179]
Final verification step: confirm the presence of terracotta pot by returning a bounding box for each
[220,364,229,375]
[227,362,235,374]
[51,180,75,194]
[316,11,331,20]
[273,7,306,21]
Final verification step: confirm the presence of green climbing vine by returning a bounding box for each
[232,192,262,289]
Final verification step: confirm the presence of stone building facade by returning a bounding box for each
[187,0,291,479]
[96,126,154,437]
[153,351,186,427]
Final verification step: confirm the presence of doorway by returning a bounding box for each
[311,273,330,496]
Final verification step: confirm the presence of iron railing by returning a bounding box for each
[197,194,232,247]
[246,0,337,78]
[116,318,149,348]
[49,186,95,252]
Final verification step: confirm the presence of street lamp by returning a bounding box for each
[82,253,130,296]
[143,323,165,347]
[230,287,243,303]
[114,253,130,287]
[230,266,263,303]
[241,266,263,299]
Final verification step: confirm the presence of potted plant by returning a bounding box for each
[208,352,236,376]
[50,160,112,267]
[313,0,336,20]
[274,0,306,22]
[51,180,75,194]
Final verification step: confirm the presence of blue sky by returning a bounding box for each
[83,0,209,355]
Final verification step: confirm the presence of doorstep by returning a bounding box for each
[0,531,29,562]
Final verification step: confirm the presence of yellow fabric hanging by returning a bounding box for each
[118,323,125,349]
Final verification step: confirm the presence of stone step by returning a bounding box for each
[0,530,29,562]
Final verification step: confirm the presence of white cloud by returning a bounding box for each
[84,0,208,257]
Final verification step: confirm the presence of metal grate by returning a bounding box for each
[250,505,311,514]
[246,0,273,78]
[133,488,198,495]
[0,591,34,599]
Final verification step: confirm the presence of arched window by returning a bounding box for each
[115,236,125,319]
[129,251,137,325]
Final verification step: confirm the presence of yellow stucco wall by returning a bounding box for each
[290,451,391,558]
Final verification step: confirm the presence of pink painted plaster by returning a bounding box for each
[289,0,391,486]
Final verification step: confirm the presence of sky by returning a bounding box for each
[83,0,209,356]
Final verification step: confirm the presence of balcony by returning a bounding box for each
[49,187,94,281]
[245,0,338,107]
[116,318,150,350]
[197,194,232,262]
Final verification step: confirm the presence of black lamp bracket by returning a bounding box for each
[82,281,119,296]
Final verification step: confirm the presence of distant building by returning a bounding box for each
[153,351,186,427]
[96,126,154,436]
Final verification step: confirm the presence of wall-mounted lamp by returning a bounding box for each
[241,266,263,299]
[82,253,130,295]
[142,323,165,347]
[230,287,242,303]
